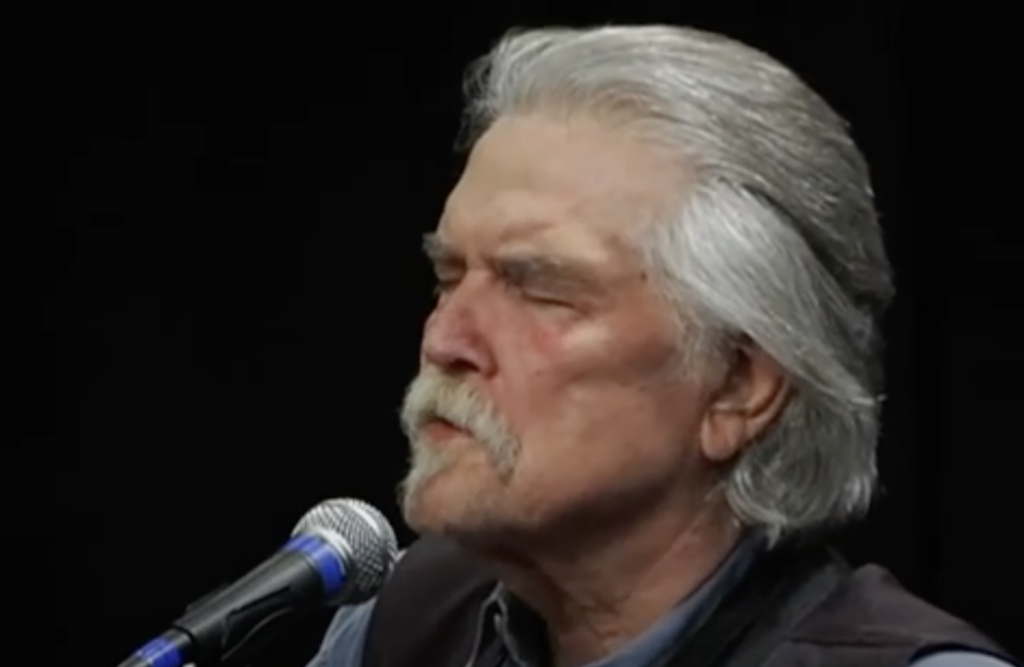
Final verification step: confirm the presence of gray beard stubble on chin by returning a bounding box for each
[397,366,521,519]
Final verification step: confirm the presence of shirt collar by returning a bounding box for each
[474,536,762,667]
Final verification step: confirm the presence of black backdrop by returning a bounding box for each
[18,4,1023,667]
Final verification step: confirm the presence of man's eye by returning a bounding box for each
[517,288,568,307]
[532,296,568,307]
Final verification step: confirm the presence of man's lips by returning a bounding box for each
[421,417,468,440]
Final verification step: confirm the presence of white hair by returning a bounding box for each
[458,25,895,544]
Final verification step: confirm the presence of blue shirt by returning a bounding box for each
[305,546,1011,667]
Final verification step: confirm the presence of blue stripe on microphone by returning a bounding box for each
[284,534,345,597]
[132,637,183,667]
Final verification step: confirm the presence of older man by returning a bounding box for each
[308,25,1015,667]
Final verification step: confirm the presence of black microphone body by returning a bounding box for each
[117,499,398,667]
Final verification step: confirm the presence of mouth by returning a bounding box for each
[421,415,468,441]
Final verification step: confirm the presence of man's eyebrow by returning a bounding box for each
[494,253,602,292]
[422,233,460,265]
[421,232,605,293]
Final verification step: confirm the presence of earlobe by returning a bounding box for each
[699,415,748,462]
[698,344,790,463]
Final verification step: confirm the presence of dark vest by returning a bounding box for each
[362,536,1016,667]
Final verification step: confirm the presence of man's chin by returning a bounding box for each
[400,472,453,532]
[399,462,445,527]
[400,469,493,538]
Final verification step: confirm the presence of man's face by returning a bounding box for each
[399,113,716,541]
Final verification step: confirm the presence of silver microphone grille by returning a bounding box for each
[292,498,399,603]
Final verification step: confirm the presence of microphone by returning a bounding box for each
[117,498,399,667]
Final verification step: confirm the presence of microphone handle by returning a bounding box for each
[118,536,338,667]
[116,629,191,667]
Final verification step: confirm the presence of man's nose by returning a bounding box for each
[420,283,497,377]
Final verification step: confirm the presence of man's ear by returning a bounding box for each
[699,343,790,462]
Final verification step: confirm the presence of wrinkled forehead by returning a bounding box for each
[437,113,687,267]
[437,193,621,268]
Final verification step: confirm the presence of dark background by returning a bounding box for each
[17,4,1022,667]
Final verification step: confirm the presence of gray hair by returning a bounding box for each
[457,25,895,544]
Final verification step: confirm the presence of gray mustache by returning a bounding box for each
[400,367,520,473]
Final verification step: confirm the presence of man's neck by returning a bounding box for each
[484,502,742,667]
